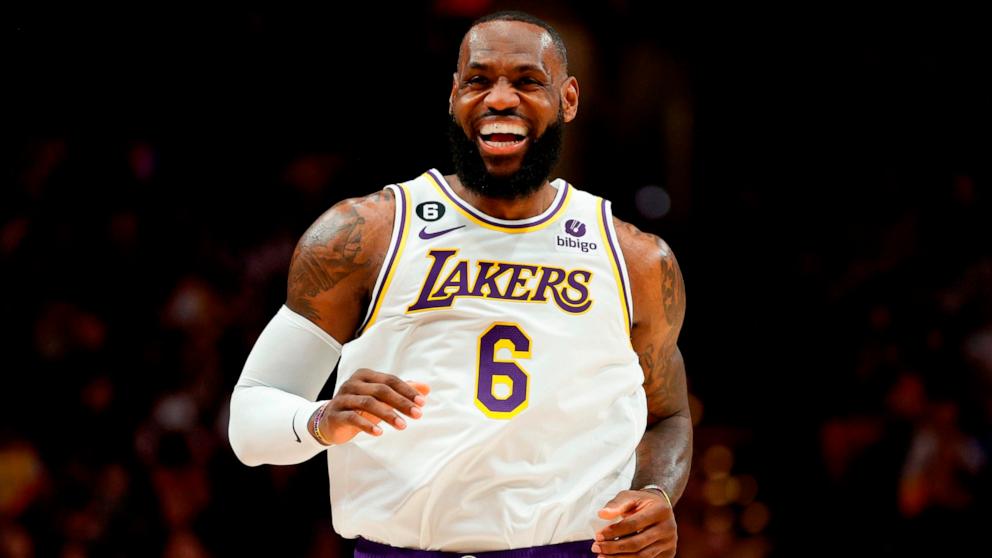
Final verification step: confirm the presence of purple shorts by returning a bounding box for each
[354,538,596,558]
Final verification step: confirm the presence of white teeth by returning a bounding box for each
[483,140,521,147]
[480,122,528,136]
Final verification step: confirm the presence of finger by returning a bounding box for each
[598,494,639,520]
[343,410,384,438]
[597,508,671,541]
[345,377,421,419]
[382,374,429,406]
[356,410,382,425]
[362,382,426,420]
[337,394,408,430]
[406,380,431,398]
[591,528,655,555]
[594,535,676,558]
[358,371,428,409]
[348,370,430,403]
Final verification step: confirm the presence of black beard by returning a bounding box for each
[447,113,564,200]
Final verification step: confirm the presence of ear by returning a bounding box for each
[449,72,459,114]
[560,76,579,122]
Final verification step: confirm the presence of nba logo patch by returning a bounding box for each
[555,218,598,254]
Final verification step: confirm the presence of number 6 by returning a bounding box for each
[423,203,439,220]
[475,323,531,419]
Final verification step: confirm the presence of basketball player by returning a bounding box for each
[229,11,690,558]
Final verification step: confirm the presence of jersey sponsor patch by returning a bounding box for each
[555,218,599,253]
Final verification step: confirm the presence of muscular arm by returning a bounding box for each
[592,220,690,556]
[286,188,395,342]
[228,189,395,466]
[616,218,692,504]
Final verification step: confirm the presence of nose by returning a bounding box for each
[484,77,520,112]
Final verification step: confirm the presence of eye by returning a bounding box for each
[465,75,490,87]
[517,77,545,89]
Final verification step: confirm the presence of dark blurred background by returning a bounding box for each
[4,3,990,557]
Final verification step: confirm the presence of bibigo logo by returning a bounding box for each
[555,219,598,253]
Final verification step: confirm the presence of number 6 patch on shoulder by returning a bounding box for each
[416,201,445,222]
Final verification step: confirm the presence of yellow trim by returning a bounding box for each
[425,172,572,234]
[598,198,632,336]
[474,322,531,419]
[362,184,412,332]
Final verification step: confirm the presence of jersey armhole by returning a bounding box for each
[355,183,411,335]
[597,198,634,336]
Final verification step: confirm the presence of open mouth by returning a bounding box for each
[478,122,529,154]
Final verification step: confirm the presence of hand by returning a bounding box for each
[591,489,677,558]
[312,369,430,445]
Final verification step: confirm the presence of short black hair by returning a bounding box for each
[469,10,568,70]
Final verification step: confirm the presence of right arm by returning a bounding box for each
[285,189,394,341]
[228,188,426,466]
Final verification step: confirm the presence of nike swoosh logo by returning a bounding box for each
[292,409,301,443]
[418,225,465,240]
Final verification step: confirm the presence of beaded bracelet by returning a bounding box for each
[311,403,332,446]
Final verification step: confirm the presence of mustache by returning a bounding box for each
[473,109,531,124]
[447,110,564,201]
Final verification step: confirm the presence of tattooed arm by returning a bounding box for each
[286,189,395,342]
[230,189,426,465]
[287,189,428,444]
[592,218,690,558]
[622,220,691,500]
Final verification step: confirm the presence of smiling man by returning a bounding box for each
[229,11,691,558]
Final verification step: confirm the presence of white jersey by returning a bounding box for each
[329,169,646,551]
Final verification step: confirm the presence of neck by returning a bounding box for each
[444,174,557,220]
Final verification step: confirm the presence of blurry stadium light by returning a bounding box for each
[634,185,671,220]
[701,444,734,479]
[703,506,736,534]
[740,501,770,534]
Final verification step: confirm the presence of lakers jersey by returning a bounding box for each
[329,169,646,551]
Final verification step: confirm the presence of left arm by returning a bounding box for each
[593,218,691,558]
[630,231,691,502]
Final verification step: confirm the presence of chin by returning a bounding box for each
[482,158,525,178]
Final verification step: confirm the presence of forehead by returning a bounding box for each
[459,21,557,73]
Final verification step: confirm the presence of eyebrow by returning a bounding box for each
[467,62,549,75]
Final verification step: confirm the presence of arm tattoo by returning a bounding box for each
[638,238,687,423]
[287,190,392,322]
[659,240,685,328]
[618,218,692,502]
[640,344,687,423]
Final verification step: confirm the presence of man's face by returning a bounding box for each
[449,21,578,197]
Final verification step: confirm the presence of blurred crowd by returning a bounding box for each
[4,3,990,558]
[799,172,992,554]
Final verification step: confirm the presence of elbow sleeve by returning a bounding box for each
[228,305,342,466]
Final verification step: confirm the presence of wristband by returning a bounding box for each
[311,403,332,446]
[639,484,673,508]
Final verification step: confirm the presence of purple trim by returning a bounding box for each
[601,199,633,329]
[357,185,407,334]
[355,538,595,558]
[426,169,568,230]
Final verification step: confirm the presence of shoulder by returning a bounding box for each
[285,188,396,328]
[299,188,395,250]
[612,216,685,329]
[612,216,677,278]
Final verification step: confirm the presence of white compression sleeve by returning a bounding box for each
[229,305,342,466]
